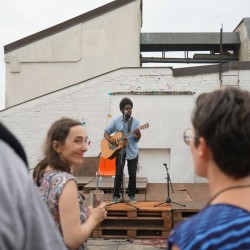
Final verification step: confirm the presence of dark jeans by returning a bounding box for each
[113,153,138,198]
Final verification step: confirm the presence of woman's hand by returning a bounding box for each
[88,203,107,224]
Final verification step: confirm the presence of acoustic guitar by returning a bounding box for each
[101,123,149,159]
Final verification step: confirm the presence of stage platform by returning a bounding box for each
[78,176,148,200]
[77,177,210,240]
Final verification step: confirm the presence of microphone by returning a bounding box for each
[123,110,128,117]
[163,163,167,169]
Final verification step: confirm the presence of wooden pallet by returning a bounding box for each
[172,201,206,227]
[93,228,170,239]
[88,184,210,238]
[93,202,171,239]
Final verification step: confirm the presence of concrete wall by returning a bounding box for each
[1,67,250,183]
[4,0,141,107]
[235,21,250,61]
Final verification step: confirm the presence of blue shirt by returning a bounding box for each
[168,204,250,250]
[105,115,140,160]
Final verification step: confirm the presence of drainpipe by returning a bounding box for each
[219,25,223,85]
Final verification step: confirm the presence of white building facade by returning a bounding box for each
[2,1,250,183]
[1,67,250,183]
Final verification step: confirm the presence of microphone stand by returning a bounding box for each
[119,113,126,202]
[155,163,185,207]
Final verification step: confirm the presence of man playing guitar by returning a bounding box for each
[103,97,141,204]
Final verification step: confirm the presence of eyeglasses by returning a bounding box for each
[75,137,91,146]
[183,128,198,145]
[84,137,91,145]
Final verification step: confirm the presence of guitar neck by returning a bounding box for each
[124,124,147,139]
[116,123,148,141]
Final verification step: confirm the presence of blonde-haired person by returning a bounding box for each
[33,118,107,250]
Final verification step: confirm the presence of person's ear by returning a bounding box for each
[52,140,62,153]
[198,137,211,159]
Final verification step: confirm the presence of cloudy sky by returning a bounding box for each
[0,0,249,110]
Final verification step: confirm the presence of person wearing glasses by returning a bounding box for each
[168,87,250,250]
[33,118,107,250]
[104,97,141,204]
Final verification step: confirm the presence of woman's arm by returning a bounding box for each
[59,180,106,249]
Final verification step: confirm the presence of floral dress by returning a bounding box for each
[38,170,89,250]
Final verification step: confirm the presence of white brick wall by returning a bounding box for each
[1,67,250,182]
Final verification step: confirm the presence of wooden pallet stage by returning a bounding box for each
[172,201,207,227]
[79,180,210,239]
[93,201,172,239]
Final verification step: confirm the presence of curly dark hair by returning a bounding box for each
[33,117,81,186]
[119,97,133,111]
[192,87,250,179]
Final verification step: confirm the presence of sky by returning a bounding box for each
[0,0,249,110]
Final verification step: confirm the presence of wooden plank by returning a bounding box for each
[184,183,210,202]
[84,177,148,197]
[107,201,171,212]
[171,201,206,210]
[172,201,206,227]
[76,176,95,190]
[85,181,147,192]
[93,182,147,189]
[92,228,170,239]
[127,230,136,238]
[76,176,95,185]
[96,176,148,183]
